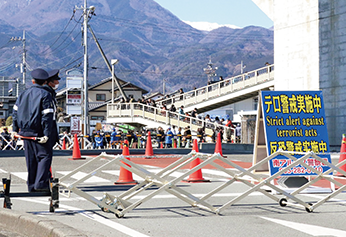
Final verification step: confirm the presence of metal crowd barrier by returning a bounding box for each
[0,134,15,150]
[56,150,346,217]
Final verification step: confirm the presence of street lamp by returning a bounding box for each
[111,59,119,104]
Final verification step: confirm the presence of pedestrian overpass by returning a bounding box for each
[106,65,274,133]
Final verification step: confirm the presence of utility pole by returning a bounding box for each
[75,0,95,145]
[203,57,218,84]
[22,30,26,85]
[11,30,26,95]
[88,25,127,102]
[241,61,246,74]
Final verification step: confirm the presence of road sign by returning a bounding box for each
[254,91,332,176]
[66,68,83,89]
[67,90,82,104]
[70,116,81,135]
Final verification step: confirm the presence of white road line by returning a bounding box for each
[49,192,267,202]
[17,198,150,237]
[0,168,8,173]
[11,172,27,180]
[57,171,110,183]
[261,216,346,237]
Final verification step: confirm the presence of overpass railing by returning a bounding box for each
[157,64,274,109]
[107,103,233,135]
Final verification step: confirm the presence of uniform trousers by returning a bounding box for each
[23,140,52,192]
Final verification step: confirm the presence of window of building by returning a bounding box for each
[96,94,106,101]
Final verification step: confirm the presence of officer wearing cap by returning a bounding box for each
[43,69,61,152]
[12,68,55,193]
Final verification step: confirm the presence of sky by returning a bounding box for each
[154,0,273,31]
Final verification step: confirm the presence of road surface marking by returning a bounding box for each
[261,216,346,237]
[18,198,150,237]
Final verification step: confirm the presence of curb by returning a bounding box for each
[0,208,87,237]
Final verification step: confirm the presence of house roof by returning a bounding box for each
[56,76,149,98]
[89,77,148,94]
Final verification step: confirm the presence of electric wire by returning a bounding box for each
[37,11,77,54]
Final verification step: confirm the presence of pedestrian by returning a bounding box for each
[12,68,55,193]
[165,127,173,148]
[183,126,192,148]
[157,127,165,148]
[110,128,118,148]
[197,127,205,143]
[179,105,185,120]
[219,76,224,87]
[95,130,104,149]
[91,130,97,149]
[235,124,242,143]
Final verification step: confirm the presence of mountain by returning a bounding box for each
[0,0,273,93]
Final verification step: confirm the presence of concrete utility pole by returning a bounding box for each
[75,0,95,144]
[11,30,26,94]
[240,61,246,74]
[203,57,218,84]
[88,25,127,102]
[21,30,26,86]
[83,0,89,140]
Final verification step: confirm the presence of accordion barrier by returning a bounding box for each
[48,150,346,217]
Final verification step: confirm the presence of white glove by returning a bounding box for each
[11,132,18,140]
[38,136,49,144]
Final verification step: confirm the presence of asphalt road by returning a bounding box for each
[1,152,346,237]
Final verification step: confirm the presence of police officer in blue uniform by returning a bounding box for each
[12,68,55,193]
[44,69,60,148]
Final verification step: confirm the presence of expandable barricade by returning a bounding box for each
[57,150,346,218]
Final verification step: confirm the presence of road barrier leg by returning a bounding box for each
[49,178,59,212]
[2,177,12,209]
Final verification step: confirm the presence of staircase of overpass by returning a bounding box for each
[106,65,274,134]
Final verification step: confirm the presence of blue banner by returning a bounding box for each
[261,91,331,176]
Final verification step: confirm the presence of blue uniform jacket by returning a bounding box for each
[42,85,59,144]
[95,134,103,147]
[165,130,174,144]
[111,131,119,142]
[12,84,54,138]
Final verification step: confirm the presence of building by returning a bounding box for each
[253,0,346,146]
[0,76,24,122]
[56,73,148,130]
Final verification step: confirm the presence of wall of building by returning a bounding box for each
[274,1,320,91]
[253,0,346,146]
[319,0,346,146]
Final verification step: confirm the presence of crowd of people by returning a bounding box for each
[1,115,242,151]
[55,118,241,150]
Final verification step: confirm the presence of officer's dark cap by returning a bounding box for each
[48,69,61,80]
[31,68,49,81]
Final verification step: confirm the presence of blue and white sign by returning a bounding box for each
[261,91,331,176]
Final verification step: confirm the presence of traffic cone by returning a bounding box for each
[145,131,154,157]
[62,138,66,150]
[214,132,223,156]
[160,141,163,148]
[184,139,209,183]
[69,134,85,160]
[337,134,346,176]
[115,141,138,185]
